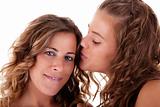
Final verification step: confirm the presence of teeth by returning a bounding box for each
[51,77,56,80]
[45,75,61,81]
[49,76,56,80]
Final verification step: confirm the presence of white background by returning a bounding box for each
[0,0,160,106]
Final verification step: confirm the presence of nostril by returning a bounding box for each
[51,59,64,72]
[51,66,58,71]
[51,66,63,72]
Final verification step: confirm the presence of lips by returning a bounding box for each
[44,74,63,82]
[81,52,88,60]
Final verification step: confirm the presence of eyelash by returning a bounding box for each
[64,56,74,62]
[44,51,56,56]
[92,40,101,45]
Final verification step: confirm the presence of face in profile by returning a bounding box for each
[80,10,117,74]
[29,32,77,96]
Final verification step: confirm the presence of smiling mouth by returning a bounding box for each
[44,74,63,81]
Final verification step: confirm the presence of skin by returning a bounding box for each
[135,80,160,107]
[11,32,77,107]
[80,10,117,74]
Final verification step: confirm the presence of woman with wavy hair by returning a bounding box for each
[0,14,90,107]
[80,0,160,106]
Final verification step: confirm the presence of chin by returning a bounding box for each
[79,63,85,70]
[47,91,59,96]
[42,89,60,96]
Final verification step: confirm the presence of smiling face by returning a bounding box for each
[29,32,77,96]
[80,10,117,74]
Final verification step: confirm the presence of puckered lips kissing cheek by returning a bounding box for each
[80,52,88,61]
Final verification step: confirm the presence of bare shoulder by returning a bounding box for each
[135,80,160,107]
[77,103,93,107]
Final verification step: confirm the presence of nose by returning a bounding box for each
[51,58,64,72]
[81,36,88,49]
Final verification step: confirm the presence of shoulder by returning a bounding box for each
[135,80,160,107]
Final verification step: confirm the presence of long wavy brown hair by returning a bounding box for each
[96,0,160,106]
[0,14,90,107]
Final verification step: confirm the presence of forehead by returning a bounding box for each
[90,10,118,38]
[48,32,77,51]
[89,10,118,48]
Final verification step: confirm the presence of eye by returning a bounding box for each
[64,56,74,62]
[92,40,101,45]
[44,51,56,56]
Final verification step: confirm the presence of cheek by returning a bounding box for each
[29,57,47,78]
[34,55,51,70]
[95,45,115,64]
[102,42,116,58]
[29,67,41,86]
[63,66,74,81]
[29,64,42,78]
[64,64,74,74]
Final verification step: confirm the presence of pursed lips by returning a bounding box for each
[81,52,88,60]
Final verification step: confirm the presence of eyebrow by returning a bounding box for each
[92,31,105,40]
[88,24,105,40]
[47,47,76,55]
